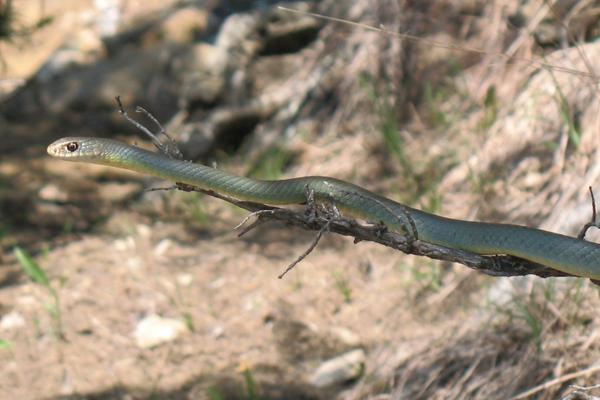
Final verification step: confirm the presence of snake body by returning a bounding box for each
[47,137,600,279]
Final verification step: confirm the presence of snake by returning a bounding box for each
[47,136,600,280]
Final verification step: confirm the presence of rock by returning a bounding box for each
[32,201,92,230]
[0,311,25,331]
[272,317,362,363]
[272,318,323,362]
[0,78,24,100]
[175,43,226,106]
[156,6,210,44]
[210,106,265,147]
[93,0,121,37]
[38,184,69,202]
[154,239,173,257]
[101,211,143,236]
[37,49,90,83]
[176,273,193,287]
[328,326,361,348]
[210,325,225,339]
[97,182,142,202]
[309,349,366,388]
[136,224,151,237]
[177,106,269,158]
[5,42,179,119]
[259,2,322,55]
[37,29,104,84]
[177,122,214,159]
[134,314,186,348]
[216,13,259,54]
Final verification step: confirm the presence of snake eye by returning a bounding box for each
[66,142,79,152]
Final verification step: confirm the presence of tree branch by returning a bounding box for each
[182,184,573,280]
[118,99,582,282]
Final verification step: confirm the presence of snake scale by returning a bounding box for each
[47,137,600,280]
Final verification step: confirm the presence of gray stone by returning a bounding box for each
[156,6,210,44]
[309,349,366,388]
[134,314,186,348]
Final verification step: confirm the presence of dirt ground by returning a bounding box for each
[3,1,600,399]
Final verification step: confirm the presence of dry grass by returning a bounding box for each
[280,0,600,398]
[3,0,600,399]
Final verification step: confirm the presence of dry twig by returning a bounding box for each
[511,363,600,400]
[277,220,331,279]
[578,187,600,240]
[278,6,599,81]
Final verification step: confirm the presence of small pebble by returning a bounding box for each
[134,314,186,348]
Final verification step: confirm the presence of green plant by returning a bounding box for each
[0,221,10,241]
[332,271,352,303]
[512,294,544,350]
[423,82,452,129]
[548,70,582,150]
[498,279,583,351]
[0,339,14,360]
[242,367,260,400]
[168,278,196,333]
[359,74,409,170]
[0,1,17,40]
[360,74,448,205]
[206,368,261,400]
[0,1,53,42]
[207,387,225,400]
[247,145,296,180]
[411,261,442,291]
[423,189,443,214]
[477,86,499,131]
[13,246,64,340]
[180,192,209,227]
[182,311,195,332]
[0,339,11,350]
[467,167,497,198]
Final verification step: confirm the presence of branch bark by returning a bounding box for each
[184,185,575,281]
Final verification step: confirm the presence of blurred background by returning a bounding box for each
[2,0,600,399]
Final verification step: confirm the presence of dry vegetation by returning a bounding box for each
[2,0,600,399]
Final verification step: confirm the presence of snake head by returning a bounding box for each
[47,137,107,161]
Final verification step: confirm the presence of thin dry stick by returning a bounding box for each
[233,209,276,231]
[511,364,600,400]
[234,210,278,237]
[116,96,162,149]
[135,105,184,160]
[136,105,167,137]
[578,186,599,240]
[278,221,331,279]
[571,384,600,391]
[504,0,554,58]
[236,217,269,237]
[544,0,598,83]
[116,96,182,160]
[277,6,598,80]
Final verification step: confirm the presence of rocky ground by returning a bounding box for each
[2,1,600,399]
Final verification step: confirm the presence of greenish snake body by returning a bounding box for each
[48,137,600,280]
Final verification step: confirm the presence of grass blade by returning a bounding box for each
[14,246,50,288]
